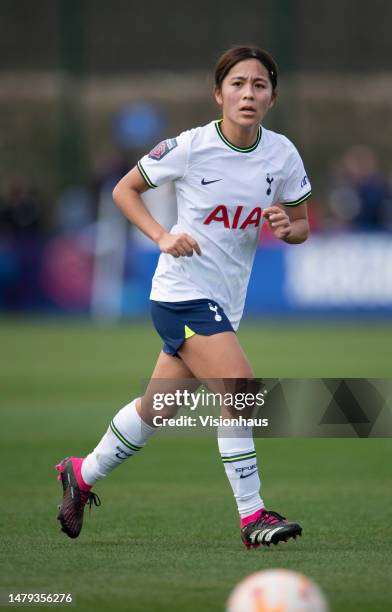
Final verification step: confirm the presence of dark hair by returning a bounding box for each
[214,45,278,92]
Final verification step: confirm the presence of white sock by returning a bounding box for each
[81,398,156,486]
[218,425,264,518]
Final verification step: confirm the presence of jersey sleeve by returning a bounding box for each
[136,130,191,189]
[279,144,312,206]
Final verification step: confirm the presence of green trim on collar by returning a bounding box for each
[214,119,262,153]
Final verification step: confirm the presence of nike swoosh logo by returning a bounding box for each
[240,470,257,479]
[201,178,222,185]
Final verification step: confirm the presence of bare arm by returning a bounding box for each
[262,202,309,244]
[112,166,201,257]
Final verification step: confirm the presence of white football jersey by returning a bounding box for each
[137,120,311,330]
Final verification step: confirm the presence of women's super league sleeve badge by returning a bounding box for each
[148,138,178,160]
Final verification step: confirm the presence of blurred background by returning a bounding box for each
[2,5,392,611]
[1,0,392,320]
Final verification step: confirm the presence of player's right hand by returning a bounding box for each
[158,232,202,258]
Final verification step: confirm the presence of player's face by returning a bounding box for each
[215,59,275,128]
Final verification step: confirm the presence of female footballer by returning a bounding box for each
[56,45,311,548]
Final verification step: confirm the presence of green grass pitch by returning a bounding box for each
[1,318,392,611]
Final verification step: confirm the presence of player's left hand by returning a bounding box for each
[262,205,291,240]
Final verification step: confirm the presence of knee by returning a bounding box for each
[220,377,263,417]
[220,375,260,395]
[139,393,179,420]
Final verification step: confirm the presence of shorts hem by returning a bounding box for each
[163,326,235,357]
[151,298,235,358]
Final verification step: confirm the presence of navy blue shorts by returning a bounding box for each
[150,298,234,357]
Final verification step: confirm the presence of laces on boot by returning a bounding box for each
[80,490,101,512]
[257,510,286,526]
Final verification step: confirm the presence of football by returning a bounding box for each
[226,568,329,612]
